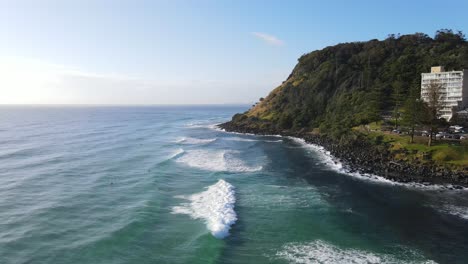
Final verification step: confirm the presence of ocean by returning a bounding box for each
[0,105,467,264]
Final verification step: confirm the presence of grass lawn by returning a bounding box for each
[363,130,468,167]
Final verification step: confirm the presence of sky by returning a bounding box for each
[1,0,468,105]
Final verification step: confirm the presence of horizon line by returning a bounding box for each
[0,103,252,107]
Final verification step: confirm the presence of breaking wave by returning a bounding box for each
[176,149,263,172]
[175,137,217,145]
[224,137,282,143]
[185,122,218,130]
[276,240,437,264]
[167,148,185,159]
[171,179,237,239]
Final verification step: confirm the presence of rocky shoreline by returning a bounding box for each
[218,121,468,189]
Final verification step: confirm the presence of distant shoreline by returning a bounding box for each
[0,104,251,107]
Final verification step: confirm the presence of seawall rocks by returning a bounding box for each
[218,122,468,188]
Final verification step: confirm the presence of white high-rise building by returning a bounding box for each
[421,66,468,120]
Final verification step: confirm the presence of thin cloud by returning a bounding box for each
[0,56,283,104]
[251,32,284,46]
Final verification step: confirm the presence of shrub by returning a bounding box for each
[232,113,247,122]
[432,148,462,162]
[374,135,384,145]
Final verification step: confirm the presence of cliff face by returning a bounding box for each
[228,31,468,137]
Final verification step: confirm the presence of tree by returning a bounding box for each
[391,80,404,129]
[435,29,466,42]
[423,80,445,146]
[401,96,428,143]
[366,79,385,123]
[278,113,293,129]
[229,30,468,139]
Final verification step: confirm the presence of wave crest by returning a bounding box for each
[167,148,185,160]
[176,149,262,172]
[172,179,237,239]
[175,137,217,145]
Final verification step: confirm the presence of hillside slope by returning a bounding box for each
[227,30,468,138]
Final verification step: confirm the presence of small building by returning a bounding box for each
[421,66,468,120]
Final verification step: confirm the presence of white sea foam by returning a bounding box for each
[224,137,259,142]
[276,240,437,264]
[216,128,464,190]
[176,149,262,172]
[186,122,219,130]
[216,126,282,138]
[265,139,283,143]
[224,137,282,143]
[439,204,468,220]
[289,137,468,191]
[171,179,237,239]
[290,137,396,185]
[175,137,217,145]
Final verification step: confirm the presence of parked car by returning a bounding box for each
[449,125,463,133]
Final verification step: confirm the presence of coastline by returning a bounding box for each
[218,122,468,189]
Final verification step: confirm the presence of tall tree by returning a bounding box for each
[391,80,404,129]
[401,92,428,143]
[423,80,445,146]
[366,78,385,123]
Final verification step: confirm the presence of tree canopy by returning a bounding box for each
[236,30,468,138]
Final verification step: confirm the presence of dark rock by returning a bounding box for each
[218,121,468,188]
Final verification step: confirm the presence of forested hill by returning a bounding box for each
[227,30,468,138]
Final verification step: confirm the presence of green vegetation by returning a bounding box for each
[400,87,427,143]
[229,30,468,169]
[363,129,468,167]
[242,29,468,136]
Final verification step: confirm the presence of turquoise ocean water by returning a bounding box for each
[0,105,467,264]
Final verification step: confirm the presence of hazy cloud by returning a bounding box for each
[251,32,284,46]
[0,56,287,105]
